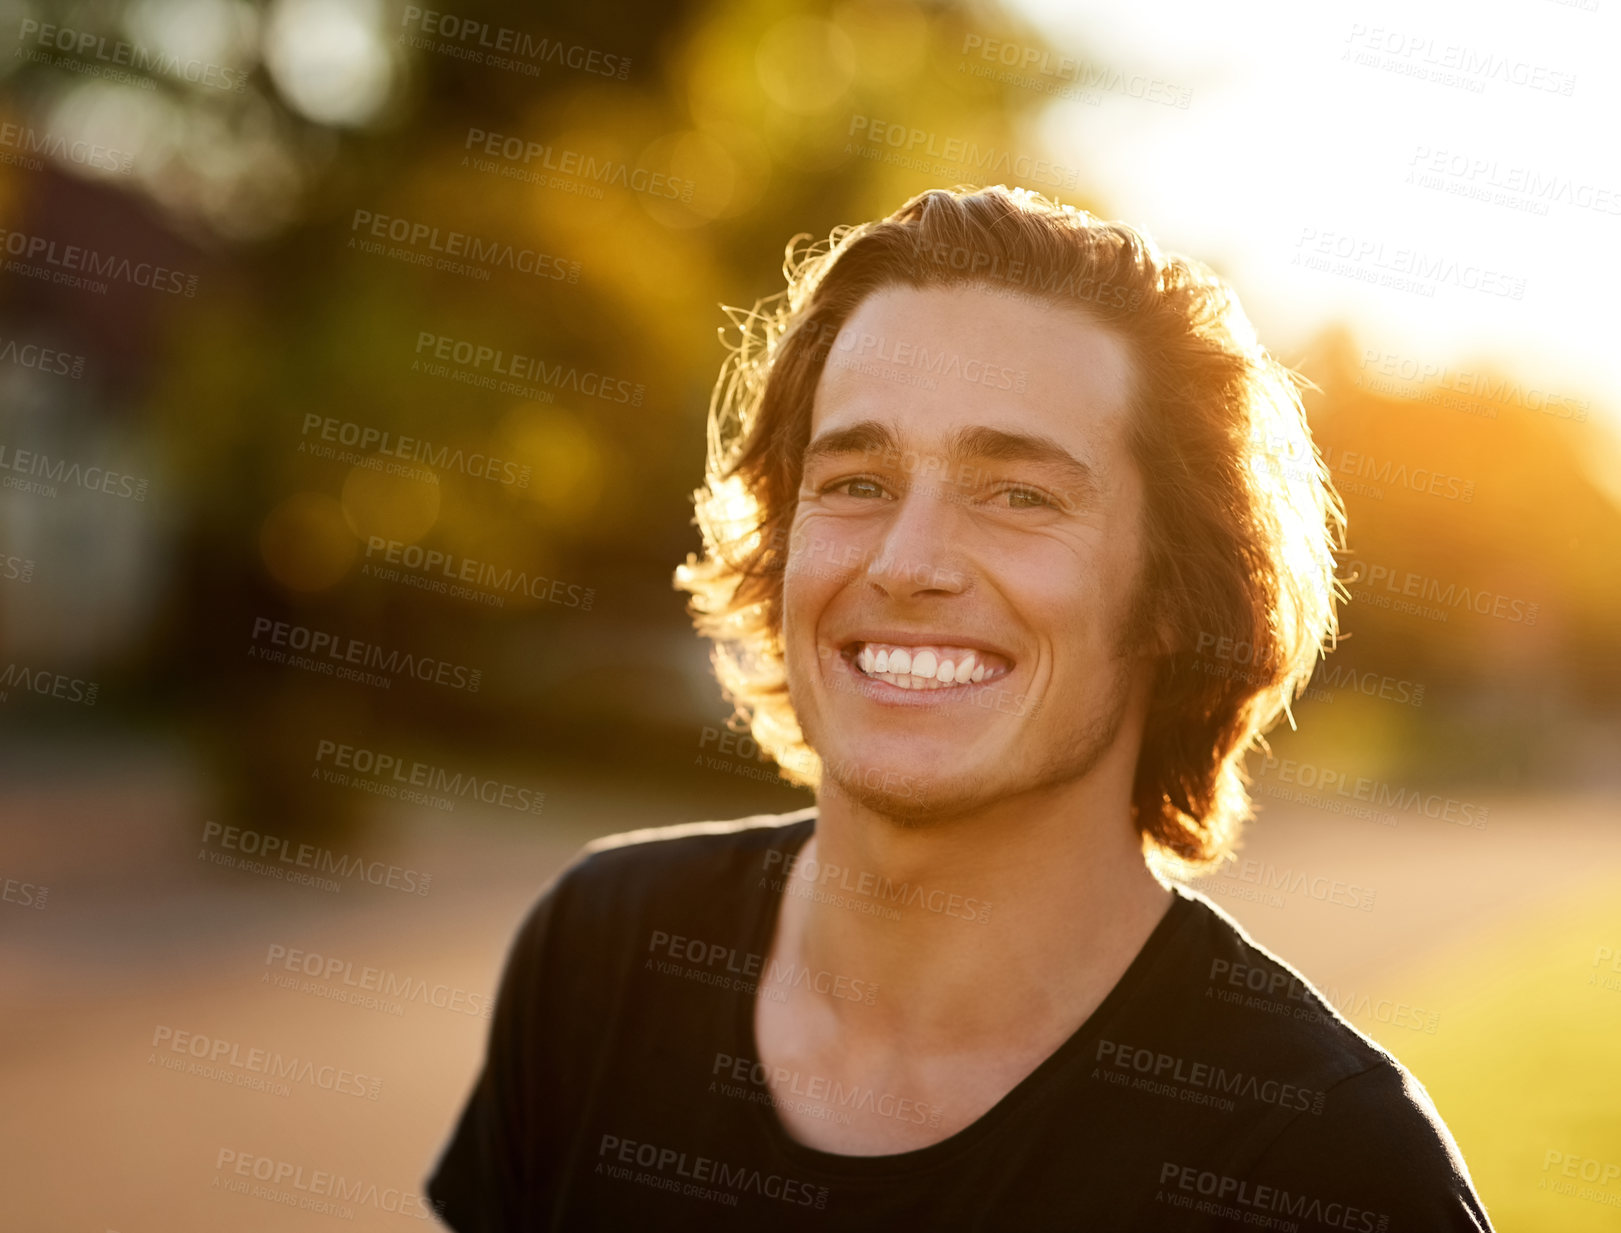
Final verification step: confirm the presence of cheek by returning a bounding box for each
[1014,549,1134,664]
[781,554,837,644]
[784,515,863,598]
[791,510,869,571]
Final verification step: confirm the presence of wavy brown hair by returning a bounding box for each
[674,185,1345,876]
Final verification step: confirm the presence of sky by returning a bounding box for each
[1005,0,1619,446]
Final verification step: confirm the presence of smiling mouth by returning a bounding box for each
[842,641,1014,691]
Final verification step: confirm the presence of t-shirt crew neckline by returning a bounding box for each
[730,815,1198,1181]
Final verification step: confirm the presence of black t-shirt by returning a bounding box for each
[426,809,1494,1231]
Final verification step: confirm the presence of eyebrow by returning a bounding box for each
[801,420,1101,503]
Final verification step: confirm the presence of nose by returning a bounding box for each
[864,485,969,601]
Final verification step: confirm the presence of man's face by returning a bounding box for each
[781,283,1158,822]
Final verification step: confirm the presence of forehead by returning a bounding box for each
[809,284,1137,462]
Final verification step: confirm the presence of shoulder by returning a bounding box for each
[516,805,816,945]
[1167,882,1387,1080]
[1163,885,1492,1226]
[485,806,815,1033]
[1243,1063,1493,1227]
[576,805,817,878]
[566,804,816,905]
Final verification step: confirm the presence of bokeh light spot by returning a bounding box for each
[499,408,605,526]
[754,17,857,115]
[265,0,394,128]
[340,459,441,543]
[260,491,358,591]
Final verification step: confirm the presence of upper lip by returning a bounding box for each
[838,630,1016,662]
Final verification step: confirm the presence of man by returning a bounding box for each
[426,186,1495,1230]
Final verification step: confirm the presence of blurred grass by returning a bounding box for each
[1353,876,1621,1231]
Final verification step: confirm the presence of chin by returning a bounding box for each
[817,746,1001,826]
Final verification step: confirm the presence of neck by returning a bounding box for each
[782,767,1172,1053]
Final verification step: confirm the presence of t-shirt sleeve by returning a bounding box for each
[1242,1063,1495,1231]
[425,875,572,1232]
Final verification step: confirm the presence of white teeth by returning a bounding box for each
[850,641,1010,690]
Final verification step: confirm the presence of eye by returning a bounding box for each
[998,486,1055,510]
[824,476,891,500]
